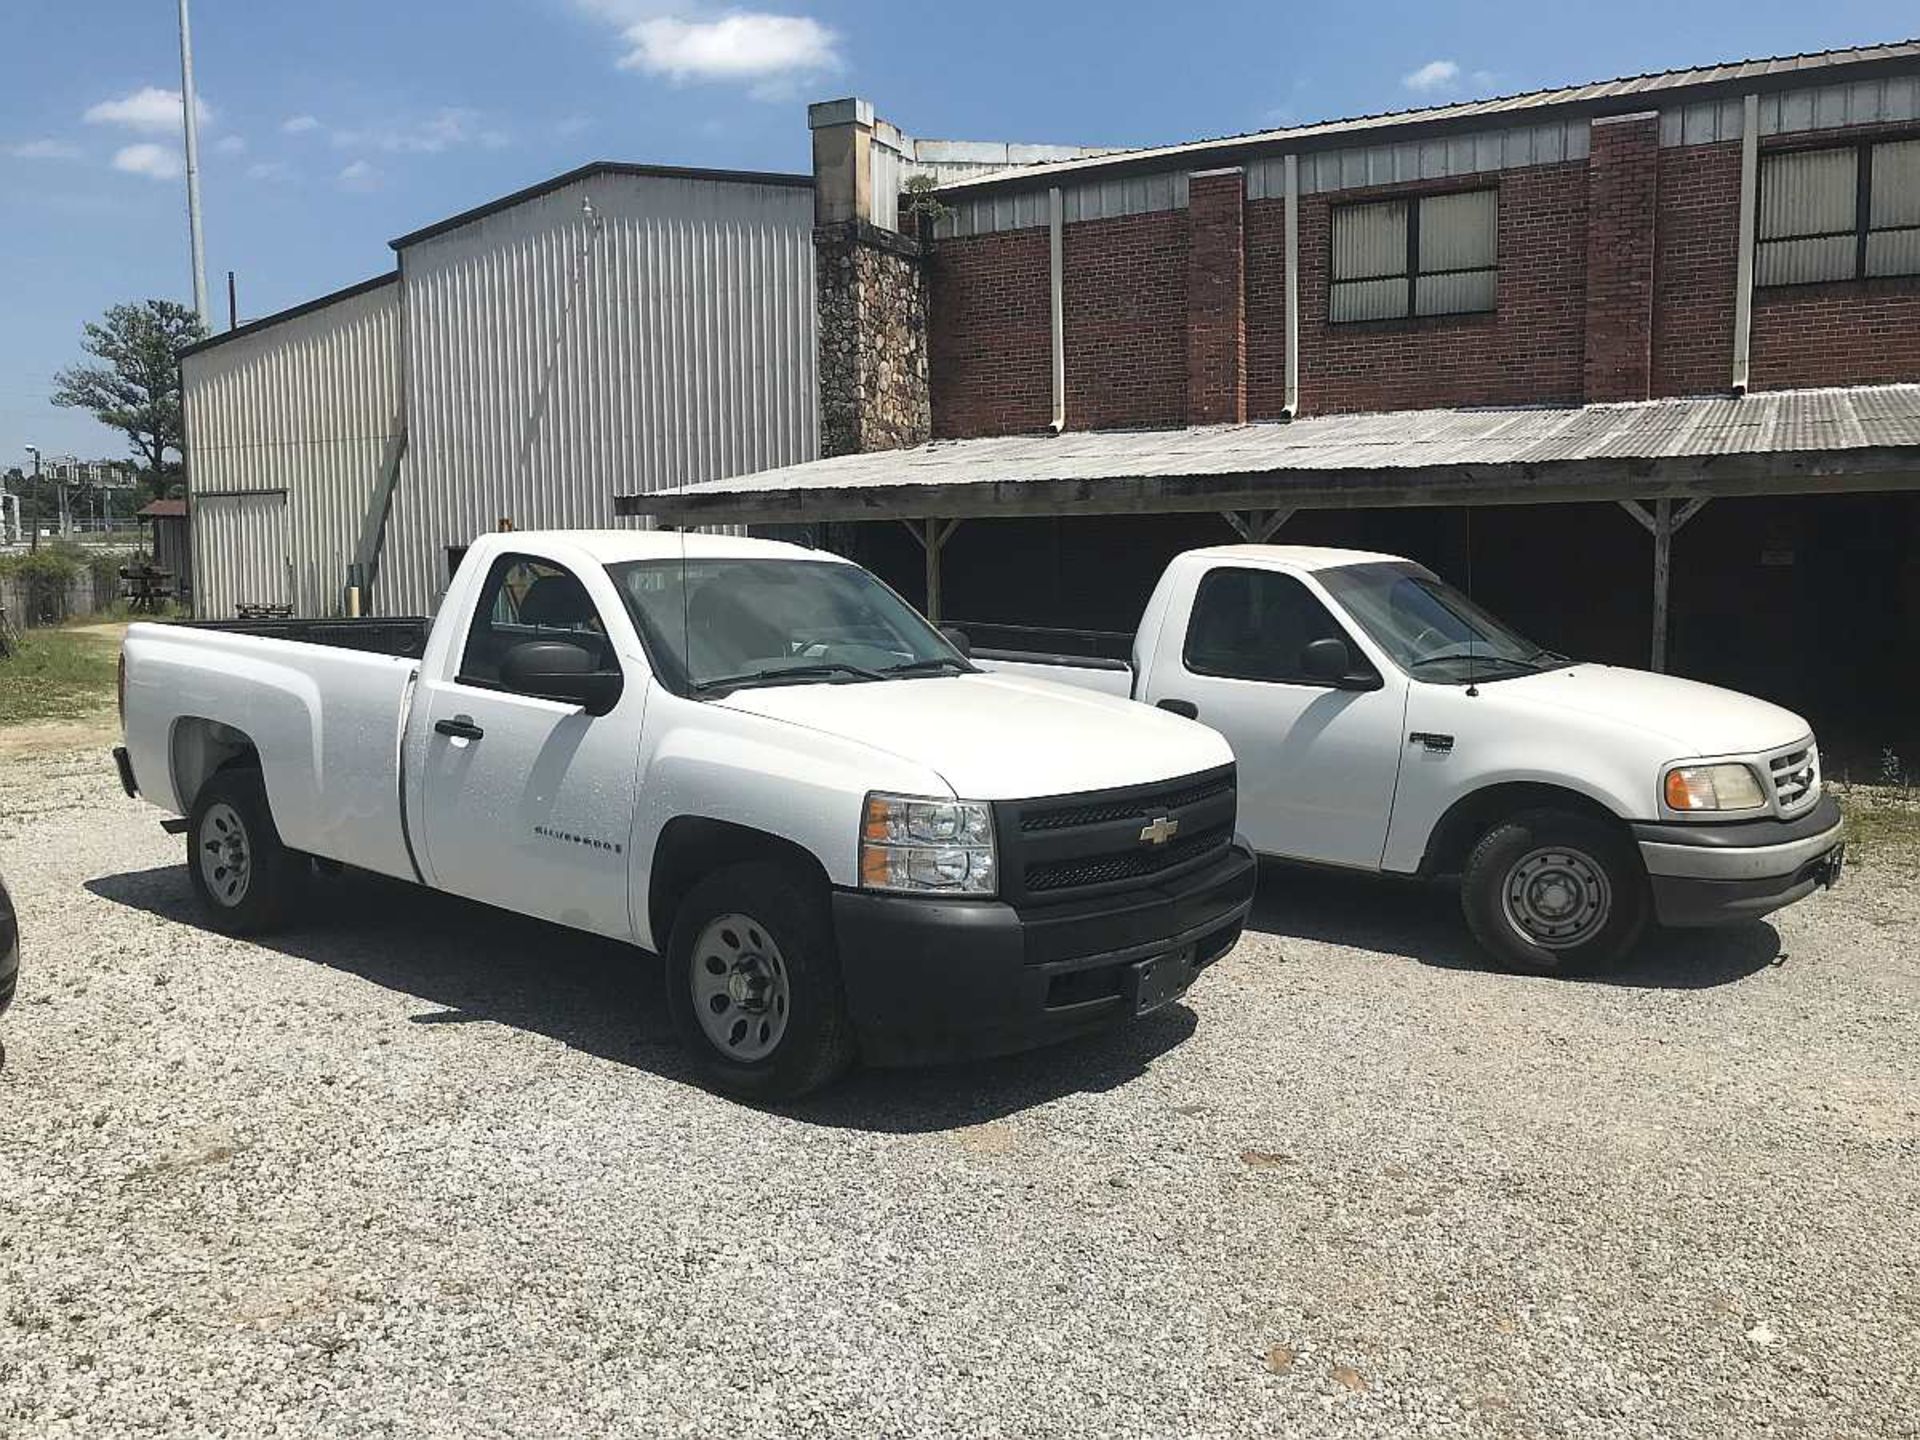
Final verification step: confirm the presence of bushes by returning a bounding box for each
[0,544,143,626]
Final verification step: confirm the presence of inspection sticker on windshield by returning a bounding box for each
[1133,946,1197,1016]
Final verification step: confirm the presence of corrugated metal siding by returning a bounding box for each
[181,278,402,618]
[387,172,817,615]
[1758,74,1920,138]
[1757,147,1858,285]
[193,492,293,613]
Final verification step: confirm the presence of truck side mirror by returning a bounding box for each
[939,625,973,657]
[1300,637,1382,691]
[500,640,624,716]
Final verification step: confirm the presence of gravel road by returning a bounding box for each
[2,749,1916,1439]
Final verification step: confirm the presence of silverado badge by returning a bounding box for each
[1138,816,1180,846]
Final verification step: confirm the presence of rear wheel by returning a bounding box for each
[1461,808,1647,976]
[665,861,854,1102]
[186,767,304,935]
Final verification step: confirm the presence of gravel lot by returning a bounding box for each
[2,748,1916,1439]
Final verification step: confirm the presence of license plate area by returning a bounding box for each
[1818,841,1846,888]
[1131,945,1196,1016]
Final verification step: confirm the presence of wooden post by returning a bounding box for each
[903,518,962,621]
[1620,497,1709,673]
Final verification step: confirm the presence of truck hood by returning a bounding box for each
[1487,663,1811,755]
[716,672,1233,800]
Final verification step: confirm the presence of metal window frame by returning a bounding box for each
[1328,187,1499,323]
[1755,136,1920,287]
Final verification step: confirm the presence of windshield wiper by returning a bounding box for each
[882,656,974,676]
[693,661,891,694]
[1406,651,1543,674]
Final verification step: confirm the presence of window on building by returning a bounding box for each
[1329,188,1497,322]
[1757,138,1920,286]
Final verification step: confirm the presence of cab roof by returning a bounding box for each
[489,530,845,566]
[1181,544,1411,573]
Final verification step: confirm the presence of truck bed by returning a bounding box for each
[182,616,430,659]
[953,620,1137,698]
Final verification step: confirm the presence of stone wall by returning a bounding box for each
[815,220,931,457]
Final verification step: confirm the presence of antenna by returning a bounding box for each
[679,522,691,693]
[1464,507,1479,698]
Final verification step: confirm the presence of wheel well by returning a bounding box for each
[1419,783,1625,878]
[648,817,828,950]
[170,717,259,814]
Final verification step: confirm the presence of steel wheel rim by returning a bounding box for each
[198,801,253,908]
[1502,845,1611,950]
[689,912,791,1063]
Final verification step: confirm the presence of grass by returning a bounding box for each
[1836,784,1920,875]
[0,623,121,727]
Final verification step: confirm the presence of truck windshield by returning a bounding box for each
[1315,561,1565,685]
[607,557,971,696]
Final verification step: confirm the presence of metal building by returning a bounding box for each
[180,161,818,618]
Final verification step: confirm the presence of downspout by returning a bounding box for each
[1282,153,1300,420]
[1730,92,1759,396]
[1048,186,1066,434]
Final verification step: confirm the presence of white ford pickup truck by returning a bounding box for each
[113,531,1256,1099]
[974,544,1843,976]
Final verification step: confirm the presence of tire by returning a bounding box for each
[665,860,855,1102]
[185,766,305,936]
[1460,808,1648,977]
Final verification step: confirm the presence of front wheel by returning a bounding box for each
[1460,809,1648,977]
[665,861,855,1102]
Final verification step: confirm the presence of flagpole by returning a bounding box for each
[178,0,210,325]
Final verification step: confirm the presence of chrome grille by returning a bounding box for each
[1768,744,1820,814]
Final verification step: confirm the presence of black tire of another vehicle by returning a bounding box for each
[186,766,305,936]
[665,860,855,1103]
[1461,808,1649,977]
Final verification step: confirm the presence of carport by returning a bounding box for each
[617,385,1920,672]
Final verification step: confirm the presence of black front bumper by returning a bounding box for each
[832,843,1257,1066]
[0,876,18,1018]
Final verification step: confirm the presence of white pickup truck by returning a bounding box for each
[113,531,1256,1100]
[973,544,1843,976]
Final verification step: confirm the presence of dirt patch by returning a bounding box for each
[0,707,120,760]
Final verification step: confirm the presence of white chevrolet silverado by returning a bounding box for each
[975,544,1843,976]
[113,531,1255,1100]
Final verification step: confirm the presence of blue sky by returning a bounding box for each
[2,0,1912,467]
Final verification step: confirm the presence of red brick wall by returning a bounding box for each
[1061,210,1188,431]
[927,228,1051,438]
[1651,141,1740,397]
[1186,170,1246,424]
[1249,163,1590,418]
[1751,281,1920,390]
[1583,115,1659,401]
[927,209,1187,438]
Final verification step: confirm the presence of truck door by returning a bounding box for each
[415,551,644,940]
[1142,565,1407,869]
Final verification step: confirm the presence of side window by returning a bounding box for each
[458,554,616,688]
[1184,568,1363,684]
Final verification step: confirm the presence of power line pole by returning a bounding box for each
[178,0,210,326]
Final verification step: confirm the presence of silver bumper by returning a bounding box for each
[1639,819,1844,881]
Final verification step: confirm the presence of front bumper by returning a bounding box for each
[1634,792,1844,927]
[0,878,18,1017]
[831,843,1257,1066]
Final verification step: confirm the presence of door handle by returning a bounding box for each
[435,715,485,741]
[1157,698,1199,720]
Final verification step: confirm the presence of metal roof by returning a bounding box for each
[616,386,1920,525]
[136,499,187,518]
[178,271,398,360]
[936,39,1920,195]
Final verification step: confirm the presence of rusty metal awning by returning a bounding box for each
[616,385,1920,527]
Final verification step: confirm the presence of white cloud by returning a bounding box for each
[214,134,247,155]
[112,143,184,180]
[85,86,213,134]
[337,158,379,190]
[1402,59,1460,94]
[618,13,840,83]
[282,114,321,135]
[7,138,83,160]
[247,160,293,182]
[331,106,507,154]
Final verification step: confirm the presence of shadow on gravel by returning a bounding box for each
[86,863,1195,1132]
[1247,859,1783,989]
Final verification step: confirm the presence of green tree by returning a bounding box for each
[50,299,207,484]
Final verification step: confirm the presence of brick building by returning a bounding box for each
[633,42,1920,769]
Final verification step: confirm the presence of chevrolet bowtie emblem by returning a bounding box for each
[1138,816,1180,846]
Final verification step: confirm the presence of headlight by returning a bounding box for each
[859,793,997,895]
[1664,763,1767,813]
